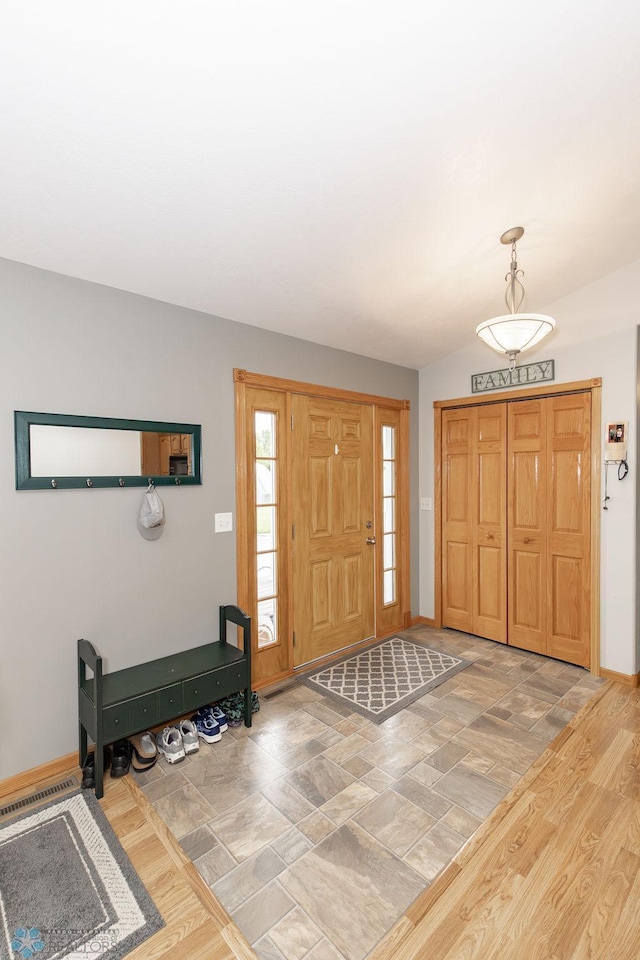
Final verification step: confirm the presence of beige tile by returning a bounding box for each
[180,822,218,860]
[184,737,288,807]
[341,755,373,778]
[213,846,286,913]
[488,763,522,789]
[153,781,216,839]
[253,935,287,960]
[280,821,425,960]
[281,738,327,769]
[392,776,452,819]
[273,710,331,746]
[358,739,425,779]
[433,764,508,819]
[441,804,483,839]
[297,810,336,843]
[459,752,495,775]
[407,759,444,788]
[260,777,316,823]
[269,906,324,960]
[306,939,347,960]
[232,879,295,945]
[427,740,468,772]
[305,700,354,725]
[320,781,378,825]
[453,712,550,774]
[142,768,188,802]
[211,792,291,861]
[354,789,435,857]
[404,821,467,881]
[271,826,313,864]
[427,692,486,724]
[285,756,355,806]
[322,733,369,765]
[194,842,237,886]
[360,767,395,793]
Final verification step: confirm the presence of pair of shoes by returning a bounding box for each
[191,708,223,743]
[110,739,133,778]
[156,719,200,764]
[196,704,228,733]
[130,731,158,772]
[81,746,112,789]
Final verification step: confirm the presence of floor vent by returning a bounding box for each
[0,778,77,819]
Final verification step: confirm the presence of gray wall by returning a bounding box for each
[0,257,419,781]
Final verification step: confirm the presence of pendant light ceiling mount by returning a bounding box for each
[476,226,555,370]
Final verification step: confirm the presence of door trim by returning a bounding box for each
[434,377,602,676]
[234,369,411,687]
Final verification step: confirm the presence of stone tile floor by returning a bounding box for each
[134,626,603,960]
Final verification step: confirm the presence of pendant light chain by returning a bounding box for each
[505,237,525,315]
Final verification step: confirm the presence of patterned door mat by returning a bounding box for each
[301,635,470,723]
[0,789,164,960]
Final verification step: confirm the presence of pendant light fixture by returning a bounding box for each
[476,227,555,370]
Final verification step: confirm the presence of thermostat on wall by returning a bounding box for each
[605,421,628,460]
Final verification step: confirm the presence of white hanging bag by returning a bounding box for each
[138,481,165,539]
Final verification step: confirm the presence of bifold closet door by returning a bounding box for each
[508,393,591,666]
[442,404,507,642]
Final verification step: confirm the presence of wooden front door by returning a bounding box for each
[291,394,375,667]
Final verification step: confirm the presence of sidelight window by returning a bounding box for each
[255,411,278,648]
[382,424,397,604]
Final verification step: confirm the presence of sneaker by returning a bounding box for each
[178,718,200,754]
[191,712,222,743]
[130,731,158,771]
[197,704,228,733]
[156,726,186,763]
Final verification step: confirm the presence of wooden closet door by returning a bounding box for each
[474,404,507,642]
[508,393,591,666]
[546,393,591,667]
[442,404,506,641]
[508,399,548,654]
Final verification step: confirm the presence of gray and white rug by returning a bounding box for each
[302,635,471,723]
[0,789,163,960]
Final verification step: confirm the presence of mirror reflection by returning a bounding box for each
[15,411,202,489]
[29,425,193,478]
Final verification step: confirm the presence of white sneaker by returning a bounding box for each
[156,726,186,763]
[178,718,200,755]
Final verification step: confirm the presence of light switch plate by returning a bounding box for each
[420,498,432,511]
[215,512,233,533]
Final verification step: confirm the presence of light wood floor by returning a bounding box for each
[5,678,640,959]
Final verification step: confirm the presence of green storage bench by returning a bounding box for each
[78,604,252,798]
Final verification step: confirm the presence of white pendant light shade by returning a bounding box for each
[476,227,555,368]
[475,313,555,358]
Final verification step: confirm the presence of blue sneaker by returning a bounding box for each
[198,704,228,733]
[191,712,221,743]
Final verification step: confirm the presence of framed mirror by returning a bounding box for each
[15,411,202,489]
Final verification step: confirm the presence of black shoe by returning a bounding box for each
[110,739,133,778]
[81,746,112,789]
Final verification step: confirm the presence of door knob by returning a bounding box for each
[366,537,376,545]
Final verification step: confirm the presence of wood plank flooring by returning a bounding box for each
[370,680,640,960]
[4,677,639,959]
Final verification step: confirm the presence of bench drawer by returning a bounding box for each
[158,683,183,720]
[102,702,131,742]
[182,665,248,711]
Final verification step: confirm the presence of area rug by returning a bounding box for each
[302,635,471,723]
[0,789,164,960]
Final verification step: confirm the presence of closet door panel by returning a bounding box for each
[508,400,548,654]
[442,410,473,632]
[473,404,507,642]
[546,394,591,666]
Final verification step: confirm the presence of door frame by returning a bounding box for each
[434,377,602,676]
[234,368,411,687]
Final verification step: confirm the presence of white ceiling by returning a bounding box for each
[2,2,640,369]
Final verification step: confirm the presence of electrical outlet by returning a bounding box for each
[420,498,432,511]
[214,512,233,533]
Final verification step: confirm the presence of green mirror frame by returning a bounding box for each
[15,410,203,490]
